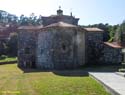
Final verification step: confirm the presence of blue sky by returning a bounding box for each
[0,0,125,25]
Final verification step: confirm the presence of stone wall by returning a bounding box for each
[52,28,75,69]
[36,30,54,69]
[101,44,122,64]
[18,30,37,68]
[36,27,85,69]
[85,32,103,64]
[85,32,103,42]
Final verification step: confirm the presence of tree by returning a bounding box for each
[120,20,125,32]
[6,33,18,56]
[0,41,7,56]
[112,20,125,42]
[19,14,28,25]
[36,15,43,25]
[18,13,43,26]
[108,24,119,42]
[28,13,38,25]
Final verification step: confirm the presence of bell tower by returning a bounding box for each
[57,6,63,16]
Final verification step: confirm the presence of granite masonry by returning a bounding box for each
[18,22,86,69]
[18,8,123,69]
[102,42,122,64]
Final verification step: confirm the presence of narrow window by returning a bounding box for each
[61,43,67,53]
[62,44,66,51]
[25,47,30,54]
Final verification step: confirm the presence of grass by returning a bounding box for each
[0,64,110,95]
[0,56,17,62]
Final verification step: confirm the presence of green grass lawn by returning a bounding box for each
[0,64,110,95]
[0,57,17,62]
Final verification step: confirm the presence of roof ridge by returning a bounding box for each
[84,27,104,32]
[44,21,77,28]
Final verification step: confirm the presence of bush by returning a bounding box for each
[0,55,7,60]
[119,68,125,72]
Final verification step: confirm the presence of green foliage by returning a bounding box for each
[0,55,7,60]
[19,13,43,26]
[0,32,18,57]
[107,24,119,42]
[0,10,18,24]
[0,10,43,26]
[6,32,18,56]
[120,20,125,32]
[108,37,114,42]
[0,56,17,62]
[119,68,125,72]
[113,20,125,42]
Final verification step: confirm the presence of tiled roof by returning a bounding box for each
[44,22,77,28]
[84,28,104,32]
[0,25,6,31]
[104,42,124,48]
[18,22,77,30]
[18,25,43,30]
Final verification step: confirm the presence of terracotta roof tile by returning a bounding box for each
[18,25,43,30]
[104,42,124,48]
[84,27,103,32]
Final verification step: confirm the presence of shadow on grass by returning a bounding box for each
[18,64,123,77]
[19,67,89,77]
[53,70,89,77]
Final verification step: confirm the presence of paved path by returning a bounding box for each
[89,72,125,95]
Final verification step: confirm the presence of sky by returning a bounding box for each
[0,0,125,25]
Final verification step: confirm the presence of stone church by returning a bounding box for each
[18,7,122,69]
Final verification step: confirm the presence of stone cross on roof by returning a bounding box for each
[59,6,61,9]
